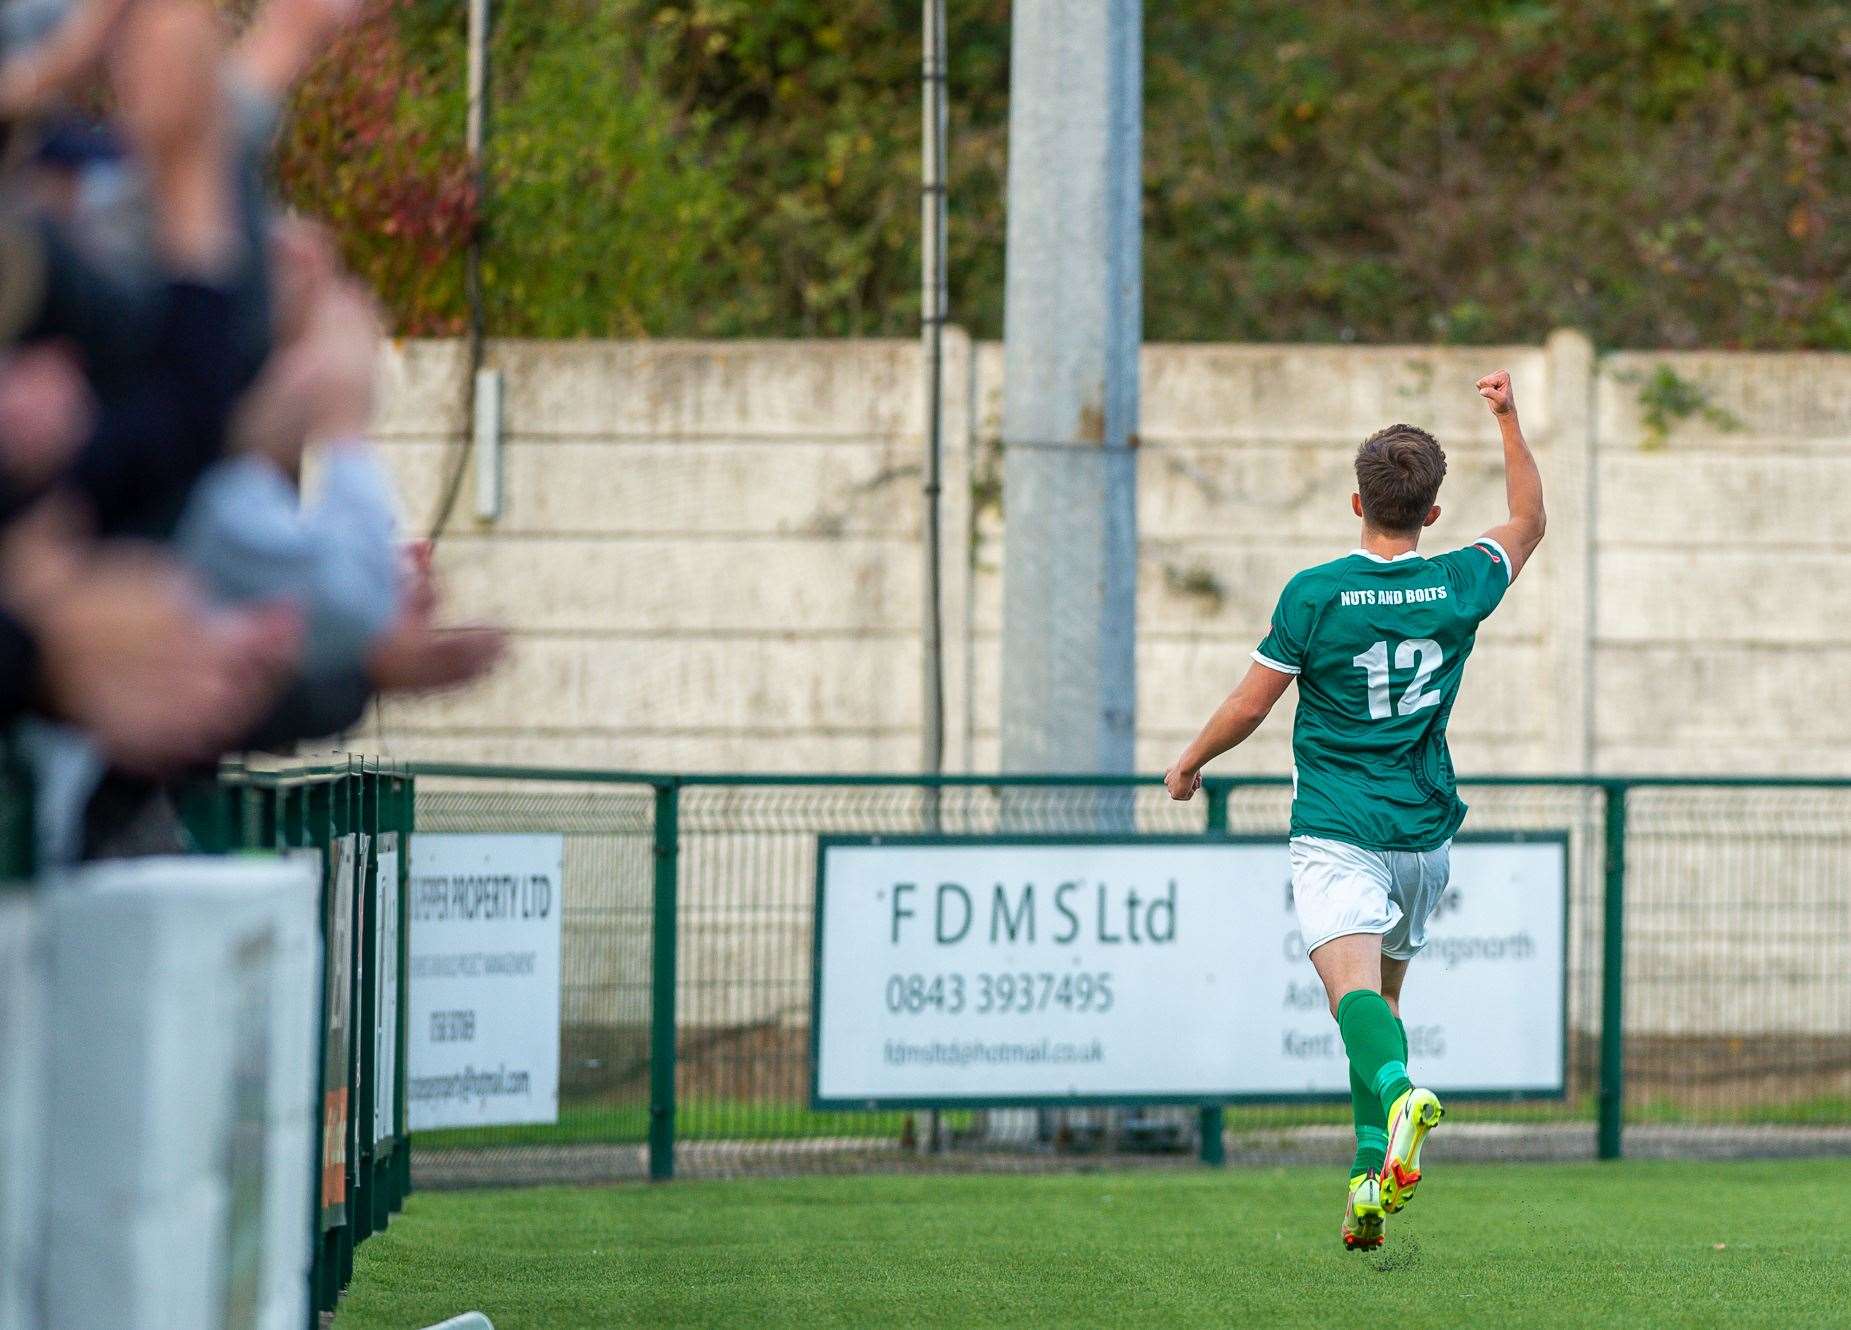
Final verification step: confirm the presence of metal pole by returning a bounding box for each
[464,0,489,346]
[465,0,489,165]
[1597,784,1627,1160]
[915,0,950,1160]
[998,0,1141,782]
[1198,779,1229,1165]
[430,0,493,540]
[998,0,1141,1151]
[648,782,680,1181]
[920,0,948,786]
[395,775,414,1206]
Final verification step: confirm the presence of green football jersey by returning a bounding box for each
[1253,539,1513,852]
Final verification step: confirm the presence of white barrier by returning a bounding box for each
[22,856,321,1330]
[0,893,45,1330]
[257,859,325,1330]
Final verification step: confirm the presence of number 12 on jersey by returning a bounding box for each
[1352,639,1445,720]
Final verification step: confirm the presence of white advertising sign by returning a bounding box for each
[813,835,1566,1105]
[373,834,400,1146]
[407,834,563,1130]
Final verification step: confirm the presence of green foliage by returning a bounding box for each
[277,2,1851,347]
[466,2,748,337]
[268,0,476,335]
[1144,0,1851,349]
[1623,364,1744,448]
[1162,560,1229,615]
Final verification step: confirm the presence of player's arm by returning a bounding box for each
[1163,661,1294,800]
[1473,369,1545,581]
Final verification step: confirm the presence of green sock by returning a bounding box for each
[1396,1016,1409,1066]
[1349,1066,1387,1177]
[1336,989,1413,1118]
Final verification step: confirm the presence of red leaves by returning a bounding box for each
[265,0,476,334]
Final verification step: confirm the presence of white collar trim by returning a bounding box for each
[1348,548,1424,564]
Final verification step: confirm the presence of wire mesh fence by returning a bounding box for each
[1618,785,1851,1154]
[405,769,1851,1187]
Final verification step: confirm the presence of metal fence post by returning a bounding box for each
[338,766,360,1292]
[308,777,338,1318]
[649,781,680,1182]
[353,768,378,1245]
[1598,782,1628,1161]
[0,737,32,880]
[396,772,414,1206]
[1198,778,1230,1166]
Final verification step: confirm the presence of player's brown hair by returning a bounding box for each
[1354,424,1447,534]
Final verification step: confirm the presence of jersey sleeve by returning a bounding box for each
[1252,578,1312,675]
[1435,537,1514,621]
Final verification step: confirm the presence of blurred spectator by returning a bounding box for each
[0,0,506,862]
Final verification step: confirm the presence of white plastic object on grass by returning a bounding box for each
[421,1314,496,1330]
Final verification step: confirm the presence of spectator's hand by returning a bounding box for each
[235,0,365,101]
[111,0,237,277]
[111,0,225,167]
[269,216,338,347]
[0,344,94,488]
[399,539,437,621]
[2,503,303,773]
[234,277,380,468]
[367,623,506,695]
[302,279,382,443]
[0,0,138,119]
[365,539,505,694]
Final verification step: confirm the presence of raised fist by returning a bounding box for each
[1163,763,1202,802]
[1476,370,1516,417]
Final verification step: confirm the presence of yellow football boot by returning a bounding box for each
[1341,1170,1386,1250]
[1381,1087,1444,1213]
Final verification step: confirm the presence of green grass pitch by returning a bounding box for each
[336,1160,1850,1328]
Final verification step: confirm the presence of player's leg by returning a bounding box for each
[1381,954,1410,1060]
[1289,836,1396,1249]
[1311,933,1412,1120]
[1307,935,1393,1249]
[1353,955,1410,1177]
[1378,846,1450,1212]
[1350,1061,1388,1178]
[1343,951,1394,1249]
[1293,837,1405,1144]
[1379,950,1440,1210]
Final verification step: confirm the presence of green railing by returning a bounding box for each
[405,766,1851,1185]
[0,742,29,884]
[0,751,410,1327]
[187,757,415,1323]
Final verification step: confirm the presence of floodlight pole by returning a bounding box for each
[999,0,1142,781]
[993,0,1142,1152]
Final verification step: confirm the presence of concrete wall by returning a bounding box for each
[370,335,1851,1051]
[1593,351,1851,773]
[364,330,1850,780]
[365,337,970,773]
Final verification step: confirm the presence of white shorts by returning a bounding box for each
[1288,835,1452,961]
